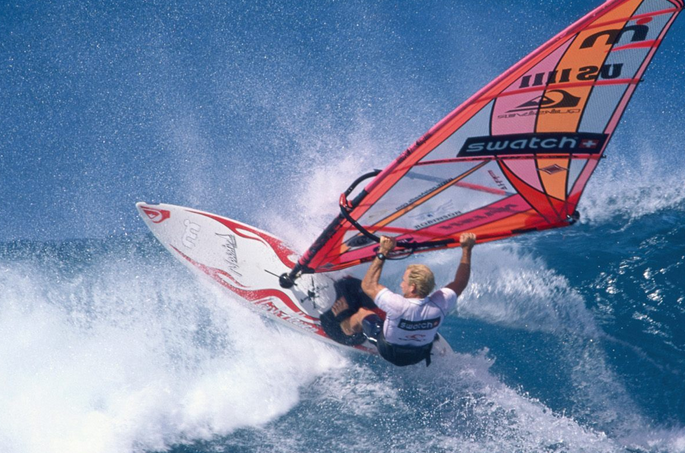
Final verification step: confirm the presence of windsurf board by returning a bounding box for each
[136,202,453,359]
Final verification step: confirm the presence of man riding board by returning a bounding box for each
[332,233,476,366]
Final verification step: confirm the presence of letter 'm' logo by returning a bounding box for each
[580,24,649,49]
[182,220,201,248]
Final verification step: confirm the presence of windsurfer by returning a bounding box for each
[332,233,476,366]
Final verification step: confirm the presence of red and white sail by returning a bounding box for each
[297,0,682,274]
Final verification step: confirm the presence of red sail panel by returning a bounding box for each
[298,0,682,274]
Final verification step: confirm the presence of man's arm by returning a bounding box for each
[361,236,396,300]
[445,233,476,296]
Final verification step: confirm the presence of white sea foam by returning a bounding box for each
[581,150,685,226]
[2,236,682,452]
[0,254,346,453]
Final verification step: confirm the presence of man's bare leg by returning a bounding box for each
[341,307,374,335]
[331,296,373,336]
[331,297,348,317]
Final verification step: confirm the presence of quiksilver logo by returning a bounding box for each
[457,132,607,157]
[508,90,580,112]
[141,206,171,224]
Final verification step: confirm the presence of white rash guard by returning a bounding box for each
[374,287,457,346]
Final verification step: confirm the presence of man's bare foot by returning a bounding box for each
[331,297,357,335]
[339,318,356,336]
[331,297,361,335]
[331,297,349,317]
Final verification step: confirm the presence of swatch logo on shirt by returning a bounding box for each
[398,317,441,331]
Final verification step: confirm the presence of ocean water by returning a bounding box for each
[2,155,684,453]
[3,0,685,452]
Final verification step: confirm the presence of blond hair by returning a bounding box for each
[406,264,435,298]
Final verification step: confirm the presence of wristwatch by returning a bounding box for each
[376,252,386,261]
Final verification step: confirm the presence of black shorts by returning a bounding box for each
[362,314,434,367]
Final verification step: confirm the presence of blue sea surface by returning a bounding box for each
[1,205,684,452]
[1,0,684,452]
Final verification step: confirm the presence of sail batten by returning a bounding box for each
[295,0,682,274]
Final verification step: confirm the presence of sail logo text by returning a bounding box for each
[439,203,519,230]
[413,211,463,230]
[517,23,649,89]
[488,170,508,191]
[519,64,623,89]
[396,178,456,212]
[580,24,648,49]
[458,132,607,157]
